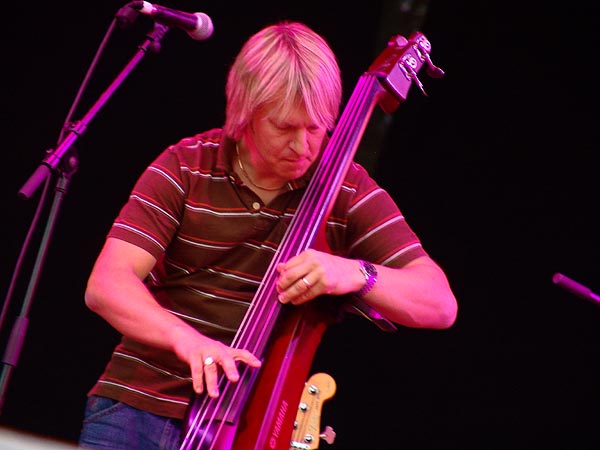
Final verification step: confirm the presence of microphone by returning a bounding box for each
[552,273,600,307]
[129,1,213,41]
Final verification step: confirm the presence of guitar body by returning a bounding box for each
[231,301,339,450]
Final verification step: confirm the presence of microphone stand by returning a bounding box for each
[0,21,170,414]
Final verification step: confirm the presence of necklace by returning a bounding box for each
[235,143,287,192]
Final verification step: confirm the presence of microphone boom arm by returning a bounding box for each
[19,22,170,199]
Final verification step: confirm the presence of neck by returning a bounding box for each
[235,143,287,192]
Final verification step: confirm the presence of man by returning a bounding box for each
[78,21,457,449]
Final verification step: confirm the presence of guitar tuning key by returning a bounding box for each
[320,425,336,445]
[423,53,445,79]
[401,56,428,96]
[412,32,445,80]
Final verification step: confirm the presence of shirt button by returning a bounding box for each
[252,202,261,210]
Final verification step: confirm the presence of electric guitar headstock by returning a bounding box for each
[290,372,337,450]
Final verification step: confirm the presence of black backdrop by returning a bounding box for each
[1,1,598,449]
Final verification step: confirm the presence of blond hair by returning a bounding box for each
[223,21,342,140]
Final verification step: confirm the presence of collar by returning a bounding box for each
[217,132,330,190]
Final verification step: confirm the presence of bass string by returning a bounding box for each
[181,73,384,450]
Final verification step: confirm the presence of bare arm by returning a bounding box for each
[276,250,457,329]
[85,237,261,396]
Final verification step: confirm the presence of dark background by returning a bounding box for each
[1,1,598,449]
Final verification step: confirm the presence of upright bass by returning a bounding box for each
[180,31,444,450]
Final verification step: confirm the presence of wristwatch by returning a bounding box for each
[356,260,378,297]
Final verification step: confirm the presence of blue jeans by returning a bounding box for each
[78,395,183,450]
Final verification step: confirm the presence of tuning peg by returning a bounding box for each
[401,57,428,96]
[422,52,445,79]
[411,32,445,79]
[320,425,336,445]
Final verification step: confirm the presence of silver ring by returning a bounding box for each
[301,276,311,290]
[203,356,215,366]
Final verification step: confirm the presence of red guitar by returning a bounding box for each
[180,31,444,450]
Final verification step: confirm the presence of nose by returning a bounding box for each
[289,128,309,155]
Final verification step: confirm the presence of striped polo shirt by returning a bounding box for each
[88,128,427,419]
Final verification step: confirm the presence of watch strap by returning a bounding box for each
[356,259,377,297]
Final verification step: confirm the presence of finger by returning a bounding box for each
[203,356,215,367]
[190,359,205,394]
[296,275,313,293]
[237,351,262,368]
[277,253,307,272]
[203,356,220,397]
[278,275,311,303]
[276,263,300,291]
[219,351,262,382]
[217,355,240,383]
[301,276,312,291]
[276,256,313,290]
[290,289,313,305]
[298,275,316,297]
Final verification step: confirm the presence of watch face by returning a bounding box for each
[363,261,377,276]
[357,260,377,297]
